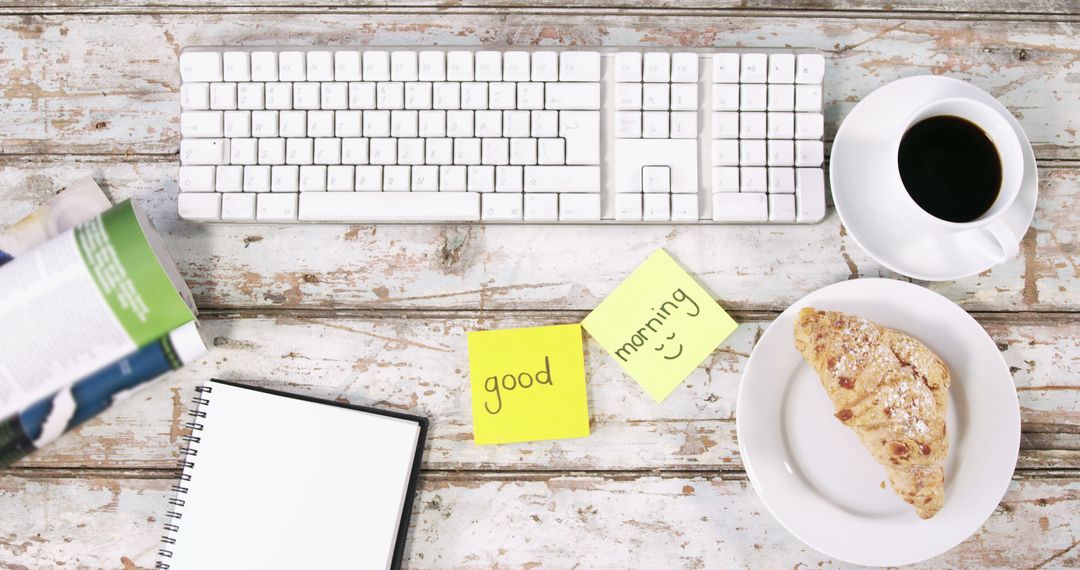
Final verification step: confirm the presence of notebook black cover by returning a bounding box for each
[210,379,428,570]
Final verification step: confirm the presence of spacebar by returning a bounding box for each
[299,192,480,222]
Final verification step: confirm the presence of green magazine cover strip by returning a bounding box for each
[74,201,194,347]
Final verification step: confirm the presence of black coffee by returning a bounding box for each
[897,115,1002,223]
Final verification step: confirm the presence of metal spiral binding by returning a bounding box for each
[157,384,213,570]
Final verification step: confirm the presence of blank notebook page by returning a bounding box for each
[167,381,422,569]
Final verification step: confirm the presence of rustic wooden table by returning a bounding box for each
[1,1,1078,568]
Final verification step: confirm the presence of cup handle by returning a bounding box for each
[981,219,1019,264]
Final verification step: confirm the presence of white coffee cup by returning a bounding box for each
[889,97,1024,263]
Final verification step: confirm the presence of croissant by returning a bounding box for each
[793,308,951,519]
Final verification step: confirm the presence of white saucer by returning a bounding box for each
[736,279,1020,566]
[831,76,1038,281]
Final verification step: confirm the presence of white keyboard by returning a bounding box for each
[177,47,827,224]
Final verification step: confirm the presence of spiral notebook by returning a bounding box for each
[157,379,428,570]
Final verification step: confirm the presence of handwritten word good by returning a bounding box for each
[582,249,738,402]
[467,324,589,445]
[483,356,553,415]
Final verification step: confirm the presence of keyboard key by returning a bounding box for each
[740,113,767,139]
[642,53,670,82]
[712,84,739,111]
[768,167,795,194]
[524,193,559,221]
[299,191,480,221]
[454,138,481,164]
[559,194,601,221]
[230,138,258,164]
[769,194,796,222]
[180,51,222,82]
[768,54,796,84]
[617,83,643,110]
[433,82,461,110]
[418,51,446,81]
[440,165,467,191]
[643,194,670,220]
[796,54,826,84]
[286,138,314,165]
[342,138,369,165]
[391,51,418,81]
[495,165,523,192]
[767,112,794,139]
[292,84,318,112]
[532,111,558,138]
[642,166,670,193]
[712,140,739,166]
[221,193,256,220]
[796,167,827,222]
[712,167,740,193]
[412,165,438,190]
[264,83,292,109]
[503,111,530,138]
[426,138,453,164]
[614,193,642,221]
[712,192,767,222]
[334,50,362,81]
[244,165,271,192]
[740,84,767,111]
[405,82,433,109]
[517,83,544,110]
[327,165,355,191]
[671,53,698,83]
[307,51,334,81]
[377,82,405,109]
[795,140,824,166]
[509,138,537,165]
[279,51,306,81]
[349,82,377,109]
[210,83,237,110]
[767,84,795,112]
[181,111,223,138]
[384,165,410,190]
[461,82,488,110]
[179,166,215,192]
[559,111,600,164]
[524,166,600,193]
[712,112,739,139]
[355,165,382,190]
[531,51,558,81]
[180,83,210,110]
[503,51,530,81]
[671,84,697,111]
[642,112,669,138]
[670,112,696,139]
[740,54,768,83]
[617,111,642,138]
[740,140,767,166]
[322,83,348,109]
[251,51,278,81]
[559,52,601,82]
[712,53,740,83]
[545,83,600,110]
[271,165,298,192]
[481,138,509,165]
[363,51,391,81]
[300,165,327,191]
[489,82,516,110]
[767,140,794,166]
[308,111,334,137]
[336,111,363,137]
[482,193,523,220]
[370,138,397,164]
[216,165,243,192]
[642,84,670,110]
[446,51,474,81]
[223,52,250,82]
[615,52,642,82]
[181,139,229,165]
[178,193,221,220]
[237,83,264,110]
[364,111,391,137]
[467,165,495,192]
[796,112,825,139]
[671,193,698,221]
[475,51,502,81]
[257,193,298,221]
[795,84,823,112]
[741,166,767,192]
[537,138,565,164]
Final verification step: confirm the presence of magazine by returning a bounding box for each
[0,178,207,466]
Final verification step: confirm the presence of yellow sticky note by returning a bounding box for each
[582,249,738,402]
[467,324,590,445]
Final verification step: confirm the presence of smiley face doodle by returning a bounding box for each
[653,332,684,360]
[614,288,701,363]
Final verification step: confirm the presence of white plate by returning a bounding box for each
[736,279,1020,566]
[831,75,1038,281]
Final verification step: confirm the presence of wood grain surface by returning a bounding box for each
[0,2,1077,568]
